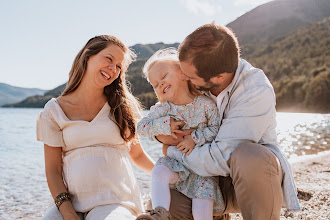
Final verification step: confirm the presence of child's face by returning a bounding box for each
[148,60,187,103]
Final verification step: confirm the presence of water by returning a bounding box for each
[0,108,329,219]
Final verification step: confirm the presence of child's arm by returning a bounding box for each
[191,100,220,147]
[137,103,185,140]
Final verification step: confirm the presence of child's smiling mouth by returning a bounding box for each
[163,85,171,93]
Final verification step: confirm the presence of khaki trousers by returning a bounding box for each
[169,143,283,220]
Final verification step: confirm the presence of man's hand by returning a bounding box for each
[157,128,196,145]
[177,135,195,155]
[170,118,185,139]
[162,144,170,156]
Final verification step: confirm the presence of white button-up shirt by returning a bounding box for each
[167,59,300,211]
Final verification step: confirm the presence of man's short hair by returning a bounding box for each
[178,23,240,81]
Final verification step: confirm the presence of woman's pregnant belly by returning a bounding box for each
[62,146,136,211]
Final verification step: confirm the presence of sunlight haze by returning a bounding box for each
[0,0,272,90]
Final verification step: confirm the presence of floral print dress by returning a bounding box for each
[137,95,225,214]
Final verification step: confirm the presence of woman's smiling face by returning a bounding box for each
[85,43,125,89]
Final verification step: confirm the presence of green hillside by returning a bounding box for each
[132,42,179,58]
[3,84,66,108]
[0,83,46,106]
[4,18,330,112]
[3,0,329,112]
[228,0,330,55]
[245,17,330,112]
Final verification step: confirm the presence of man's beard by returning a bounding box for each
[195,80,219,91]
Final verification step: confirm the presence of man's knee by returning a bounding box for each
[229,143,283,218]
[229,143,279,176]
[169,189,193,220]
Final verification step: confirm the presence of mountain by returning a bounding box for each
[3,42,180,109]
[245,17,330,112]
[132,42,180,58]
[2,84,65,108]
[228,0,330,55]
[4,42,180,109]
[0,83,47,106]
[5,0,330,112]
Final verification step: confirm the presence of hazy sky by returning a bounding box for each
[0,0,272,90]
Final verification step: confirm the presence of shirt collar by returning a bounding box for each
[226,58,244,94]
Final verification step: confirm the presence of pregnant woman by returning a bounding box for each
[36,35,154,220]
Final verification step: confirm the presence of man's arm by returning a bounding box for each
[157,128,196,146]
[167,86,276,177]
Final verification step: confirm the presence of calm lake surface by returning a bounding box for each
[0,108,329,219]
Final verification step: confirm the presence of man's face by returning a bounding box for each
[179,61,218,91]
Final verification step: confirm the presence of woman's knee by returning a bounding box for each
[41,205,64,220]
[86,204,135,220]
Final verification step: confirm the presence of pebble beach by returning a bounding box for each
[0,109,329,219]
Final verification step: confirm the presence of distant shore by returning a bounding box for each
[230,151,330,220]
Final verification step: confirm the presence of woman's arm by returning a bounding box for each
[129,138,155,174]
[44,144,79,220]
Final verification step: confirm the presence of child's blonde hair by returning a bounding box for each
[142,48,201,97]
[142,48,179,80]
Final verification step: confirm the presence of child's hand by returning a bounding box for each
[177,135,195,155]
[170,117,185,139]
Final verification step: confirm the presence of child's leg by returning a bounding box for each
[151,165,179,210]
[192,198,213,220]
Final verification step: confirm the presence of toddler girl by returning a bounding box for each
[136,48,224,220]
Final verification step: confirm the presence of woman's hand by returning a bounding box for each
[59,202,80,220]
[177,135,195,155]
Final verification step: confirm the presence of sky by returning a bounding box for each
[0,0,273,90]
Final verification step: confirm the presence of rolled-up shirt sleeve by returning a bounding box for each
[167,86,276,177]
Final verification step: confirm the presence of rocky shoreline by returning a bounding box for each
[9,152,330,219]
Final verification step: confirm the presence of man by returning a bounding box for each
[157,23,300,220]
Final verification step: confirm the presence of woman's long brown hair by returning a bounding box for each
[62,35,139,142]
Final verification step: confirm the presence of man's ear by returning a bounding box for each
[213,73,225,83]
[179,70,190,81]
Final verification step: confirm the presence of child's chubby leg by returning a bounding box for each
[151,164,179,211]
[192,198,213,220]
